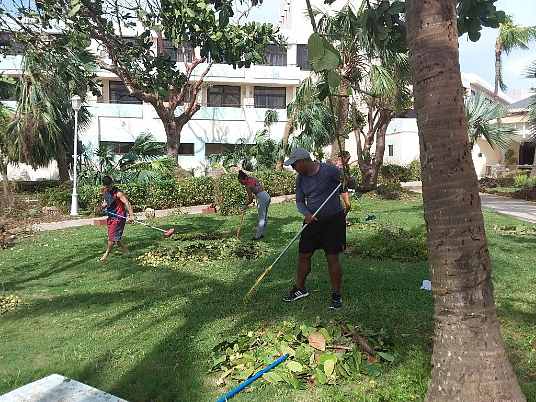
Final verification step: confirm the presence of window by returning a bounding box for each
[0,33,24,55]
[388,145,394,157]
[259,44,287,66]
[163,40,194,62]
[100,141,135,154]
[109,81,142,104]
[296,44,311,71]
[254,87,286,109]
[207,85,240,107]
[205,143,236,156]
[178,143,195,155]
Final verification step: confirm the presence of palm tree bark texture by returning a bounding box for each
[405,0,525,400]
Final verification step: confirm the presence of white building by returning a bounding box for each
[2,0,525,180]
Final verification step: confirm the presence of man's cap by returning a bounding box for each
[283,147,310,166]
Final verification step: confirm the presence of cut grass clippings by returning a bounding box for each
[0,196,534,401]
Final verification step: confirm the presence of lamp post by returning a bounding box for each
[70,95,82,216]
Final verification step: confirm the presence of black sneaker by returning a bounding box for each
[282,286,309,302]
[330,292,342,309]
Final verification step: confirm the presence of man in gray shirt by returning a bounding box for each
[282,147,355,309]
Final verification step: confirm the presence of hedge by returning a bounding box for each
[39,171,297,215]
[214,170,296,215]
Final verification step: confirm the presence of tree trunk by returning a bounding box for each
[0,155,12,197]
[405,1,525,400]
[55,148,70,183]
[276,110,295,171]
[330,84,350,164]
[494,42,502,99]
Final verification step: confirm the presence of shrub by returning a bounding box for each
[12,179,61,193]
[407,160,421,181]
[214,170,296,215]
[514,175,536,189]
[40,183,72,212]
[375,183,406,200]
[379,164,413,184]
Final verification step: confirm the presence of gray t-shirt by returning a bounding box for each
[295,162,343,220]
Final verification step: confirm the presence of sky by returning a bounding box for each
[243,0,536,94]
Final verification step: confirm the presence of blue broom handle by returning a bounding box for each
[102,210,128,220]
[216,354,289,402]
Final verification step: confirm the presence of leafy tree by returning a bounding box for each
[465,91,516,149]
[7,44,94,182]
[405,0,525,399]
[493,15,536,96]
[305,0,523,398]
[2,0,282,163]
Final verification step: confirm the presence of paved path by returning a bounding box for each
[31,195,295,232]
[401,181,536,224]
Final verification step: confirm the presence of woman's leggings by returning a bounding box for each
[255,191,271,238]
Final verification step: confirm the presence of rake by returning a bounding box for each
[101,210,175,238]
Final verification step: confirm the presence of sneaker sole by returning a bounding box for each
[329,304,342,309]
[283,293,309,302]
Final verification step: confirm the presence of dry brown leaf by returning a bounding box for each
[308,332,326,351]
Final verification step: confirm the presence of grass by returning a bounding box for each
[0,194,535,401]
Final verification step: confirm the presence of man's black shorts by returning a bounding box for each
[299,211,346,254]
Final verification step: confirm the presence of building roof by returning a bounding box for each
[508,95,535,113]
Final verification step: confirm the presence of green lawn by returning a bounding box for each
[0,195,534,401]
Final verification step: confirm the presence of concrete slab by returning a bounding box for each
[0,374,127,402]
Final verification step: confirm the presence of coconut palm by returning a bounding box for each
[494,15,536,96]
[405,0,525,398]
[465,91,517,149]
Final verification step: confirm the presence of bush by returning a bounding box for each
[76,177,214,212]
[514,175,536,189]
[12,179,61,193]
[407,160,421,181]
[40,183,72,212]
[379,163,419,184]
[375,183,406,200]
[214,170,296,215]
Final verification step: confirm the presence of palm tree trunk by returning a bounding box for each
[276,110,295,171]
[0,154,12,197]
[55,148,70,183]
[331,84,349,164]
[406,0,525,400]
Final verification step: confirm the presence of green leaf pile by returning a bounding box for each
[209,320,397,388]
[137,237,267,267]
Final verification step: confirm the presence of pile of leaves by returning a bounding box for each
[209,320,397,389]
[137,235,267,267]
[491,224,536,236]
[0,294,22,314]
[347,223,427,262]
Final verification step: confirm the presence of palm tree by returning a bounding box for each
[494,15,536,97]
[523,60,536,142]
[405,0,525,399]
[465,91,516,149]
[8,46,93,182]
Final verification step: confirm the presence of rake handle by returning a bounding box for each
[101,210,166,233]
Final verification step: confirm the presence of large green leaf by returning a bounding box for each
[307,33,324,63]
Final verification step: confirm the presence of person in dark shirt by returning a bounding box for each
[282,147,355,309]
[99,176,134,260]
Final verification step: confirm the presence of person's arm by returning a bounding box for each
[244,186,254,205]
[341,192,351,216]
[295,177,315,223]
[117,191,135,222]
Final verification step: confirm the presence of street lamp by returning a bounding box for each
[70,95,82,216]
